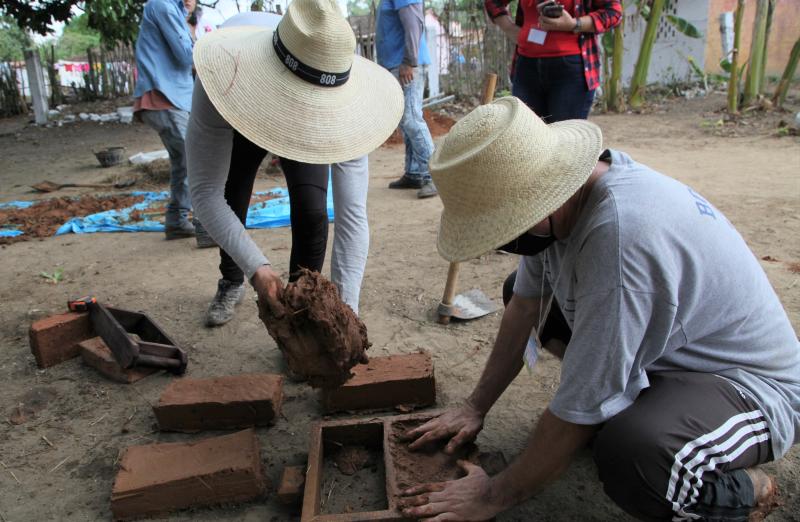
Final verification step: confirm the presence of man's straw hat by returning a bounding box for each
[431,97,603,262]
[193,0,403,163]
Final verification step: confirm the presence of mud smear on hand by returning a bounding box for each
[0,194,144,243]
[259,269,370,388]
[388,419,479,499]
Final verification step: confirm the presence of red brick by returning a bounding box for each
[111,429,266,520]
[276,465,306,506]
[29,312,94,368]
[153,373,284,432]
[320,353,435,413]
[78,337,158,384]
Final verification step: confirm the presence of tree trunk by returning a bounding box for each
[743,0,769,106]
[608,12,625,112]
[727,0,746,114]
[772,37,800,108]
[628,0,667,109]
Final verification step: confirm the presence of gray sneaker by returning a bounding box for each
[193,218,217,249]
[417,180,438,199]
[205,279,246,327]
[165,220,195,240]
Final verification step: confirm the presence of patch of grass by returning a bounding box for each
[39,267,64,284]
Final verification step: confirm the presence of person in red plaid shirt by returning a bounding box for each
[485,0,621,122]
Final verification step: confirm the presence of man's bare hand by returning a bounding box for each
[398,63,415,86]
[402,402,484,454]
[399,460,503,521]
[252,265,285,317]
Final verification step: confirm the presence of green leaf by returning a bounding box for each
[666,15,702,39]
[720,58,732,73]
[601,30,614,55]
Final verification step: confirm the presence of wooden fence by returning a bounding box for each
[0,44,136,118]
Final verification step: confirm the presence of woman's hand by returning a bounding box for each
[537,1,577,32]
[252,265,284,317]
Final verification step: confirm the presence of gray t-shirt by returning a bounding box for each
[514,149,800,458]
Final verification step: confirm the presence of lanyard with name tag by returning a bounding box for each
[528,28,547,45]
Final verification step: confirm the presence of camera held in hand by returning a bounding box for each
[540,0,564,18]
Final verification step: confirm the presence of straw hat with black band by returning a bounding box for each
[431,96,604,263]
[193,0,403,164]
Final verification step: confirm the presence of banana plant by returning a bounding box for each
[727,0,746,114]
[772,36,800,109]
[742,0,769,106]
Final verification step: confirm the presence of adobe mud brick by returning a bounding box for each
[29,312,94,368]
[78,337,158,384]
[277,465,306,506]
[153,373,283,432]
[111,429,266,520]
[321,353,435,413]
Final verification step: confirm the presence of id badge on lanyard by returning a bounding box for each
[527,28,547,45]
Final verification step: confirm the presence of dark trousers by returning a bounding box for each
[502,271,772,521]
[512,54,595,123]
[220,131,329,284]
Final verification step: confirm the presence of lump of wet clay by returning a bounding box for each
[259,269,370,388]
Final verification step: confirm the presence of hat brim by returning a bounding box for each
[436,119,603,262]
[194,26,404,163]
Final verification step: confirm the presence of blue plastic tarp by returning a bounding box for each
[1,186,334,238]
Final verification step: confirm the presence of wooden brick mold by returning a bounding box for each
[302,412,480,522]
[320,353,435,413]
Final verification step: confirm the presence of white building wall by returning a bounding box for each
[619,0,709,86]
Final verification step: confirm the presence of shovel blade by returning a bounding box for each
[438,288,500,321]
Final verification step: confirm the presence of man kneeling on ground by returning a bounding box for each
[400,97,799,521]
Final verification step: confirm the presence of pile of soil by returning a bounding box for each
[388,419,480,498]
[383,110,456,146]
[334,445,373,476]
[259,269,370,388]
[0,194,145,244]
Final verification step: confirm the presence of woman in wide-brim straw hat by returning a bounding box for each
[399,97,793,522]
[186,0,403,327]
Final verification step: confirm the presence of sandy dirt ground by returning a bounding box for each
[0,93,798,521]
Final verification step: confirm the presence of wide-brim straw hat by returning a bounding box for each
[431,97,603,262]
[193,0,403,164]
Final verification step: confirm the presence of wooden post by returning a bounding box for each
[24,49,49,125]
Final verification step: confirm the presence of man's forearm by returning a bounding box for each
[468,294,541,414]
[488,409,598,508]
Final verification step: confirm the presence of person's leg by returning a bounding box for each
[388,67,435,191]
[511,56,549,119]
[206,131,267,327]
[541,55,596,123]
[331,155,370,314]
[594,372,775,521]
[140,109,194,237]
[280,159,330,280]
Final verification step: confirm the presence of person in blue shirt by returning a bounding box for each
[134,0,196,239]
[376,0,437,199]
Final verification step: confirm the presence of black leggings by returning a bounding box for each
[220,131,329,284]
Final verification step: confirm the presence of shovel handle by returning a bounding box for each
[437,73,497,325]
[437,262,461,324]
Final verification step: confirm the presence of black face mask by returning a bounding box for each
[497,216,556,256]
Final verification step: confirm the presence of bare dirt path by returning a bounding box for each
[0,93,798,521]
